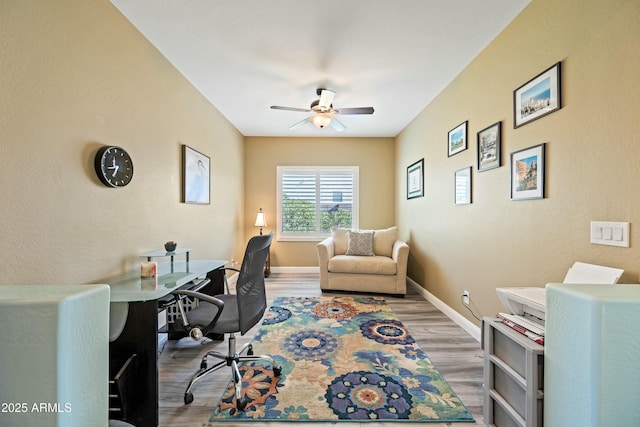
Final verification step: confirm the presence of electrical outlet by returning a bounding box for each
[463,290,470,305]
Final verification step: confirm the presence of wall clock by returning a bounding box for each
[94,145,134,188]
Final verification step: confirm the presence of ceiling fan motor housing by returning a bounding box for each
[310,99,332,111]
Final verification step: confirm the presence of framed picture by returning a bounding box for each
[477,121,501,172]
[510,143,545,201]
[407,159,424,199]
[454,166,472,205]
[182,145,210,204]
[448,121,468,156]
[514,62,561,128]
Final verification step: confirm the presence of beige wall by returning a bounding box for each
[396,0,640,324]
[0,0,246,285]
[244,137,395,266]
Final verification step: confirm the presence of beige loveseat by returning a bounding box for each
[317,227,409,296]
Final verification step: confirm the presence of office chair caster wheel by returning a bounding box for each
[247,344,253,356]
[184,392,194,405]
[273,366,282,377]
[236,396,250,411]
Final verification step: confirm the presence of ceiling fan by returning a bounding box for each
[270,88,374,131]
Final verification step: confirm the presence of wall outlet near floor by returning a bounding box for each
[463,290,470,305]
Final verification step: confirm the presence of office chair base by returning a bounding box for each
[183,336,281,409]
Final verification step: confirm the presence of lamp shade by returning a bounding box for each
[254,209,267,228]
[311,113,332,129]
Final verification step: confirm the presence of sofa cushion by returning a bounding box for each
[328,255,397,275]
[346,230,375,256]
[331,228,349,255]
[373,226,398,257]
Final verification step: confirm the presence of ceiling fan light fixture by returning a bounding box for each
[311,113,332,129]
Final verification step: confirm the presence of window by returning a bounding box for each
[277,166,359,241]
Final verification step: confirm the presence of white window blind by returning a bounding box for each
[277,166,359,241]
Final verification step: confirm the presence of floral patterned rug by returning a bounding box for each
[209,295,475,423]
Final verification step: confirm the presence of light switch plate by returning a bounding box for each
[590,221,629,247]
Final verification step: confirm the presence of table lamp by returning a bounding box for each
[254,208,267,235]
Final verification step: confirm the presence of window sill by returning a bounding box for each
[277,234,328,242]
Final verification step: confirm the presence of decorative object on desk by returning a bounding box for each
[406,159,424,199]
[454,166,472,205]
[182,145,210,204]
[448,121,467,157]
[477,121,501,172]
[254,208,267,235]
[94,145,134,187]
[510,143,546,201]
[140,261,158,278]
[164,241,177,252]
[210,295,474,423]
[514,61,561,128]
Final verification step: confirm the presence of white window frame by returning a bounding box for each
[277,166,359,241]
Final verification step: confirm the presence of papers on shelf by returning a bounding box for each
[497,312,545,345]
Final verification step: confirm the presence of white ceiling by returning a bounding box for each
[110,0,530,137]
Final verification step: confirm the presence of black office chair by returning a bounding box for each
[171,232,281,410]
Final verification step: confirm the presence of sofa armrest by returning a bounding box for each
[317,237,334,266]
[392,240,409,263]
[392,240,409,278]
[317,237,334,288]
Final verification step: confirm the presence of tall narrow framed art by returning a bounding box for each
[510,143,545,201]
[477,122,501,172]
[182,145,210,204]
[407,159,424,199]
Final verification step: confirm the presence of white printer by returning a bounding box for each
[495,262,624,333]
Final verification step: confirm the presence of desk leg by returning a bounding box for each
[110,301,158,427]
[264,250,271,278]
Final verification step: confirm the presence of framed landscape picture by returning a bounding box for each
[510,143,545,201]
[182,145,210,204]
[477,121,501,172]
[454,166,472,205]
[514,62,561,128]
[407,159,424,199]
[448,121,468,157]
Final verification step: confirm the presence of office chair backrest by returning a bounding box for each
[236,232,274,334]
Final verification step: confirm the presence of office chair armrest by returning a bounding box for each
[173,290,224,309]
[221,267,241,294]
[172,289,225,334]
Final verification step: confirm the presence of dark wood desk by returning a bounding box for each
[107,260,226,427]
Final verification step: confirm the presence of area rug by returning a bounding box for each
[210,295,474,423]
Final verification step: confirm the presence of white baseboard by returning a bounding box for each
[407,277,481,342]
[270,266,320,274]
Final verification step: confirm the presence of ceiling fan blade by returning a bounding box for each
[318,89,336,109]
[288,117,311,130]
[329,117,346,132]
[271,105,311,113]
[336,107,375,115]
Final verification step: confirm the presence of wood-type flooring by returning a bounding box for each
[157,272,486,426]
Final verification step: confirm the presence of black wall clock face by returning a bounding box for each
[94,146,134,187]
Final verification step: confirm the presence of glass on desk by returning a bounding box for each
[144,248,191,263]
[107,260,227,303]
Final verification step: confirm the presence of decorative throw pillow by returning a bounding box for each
[331,228,350,255]
[373,226,398,257]
[346,230,375,256]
